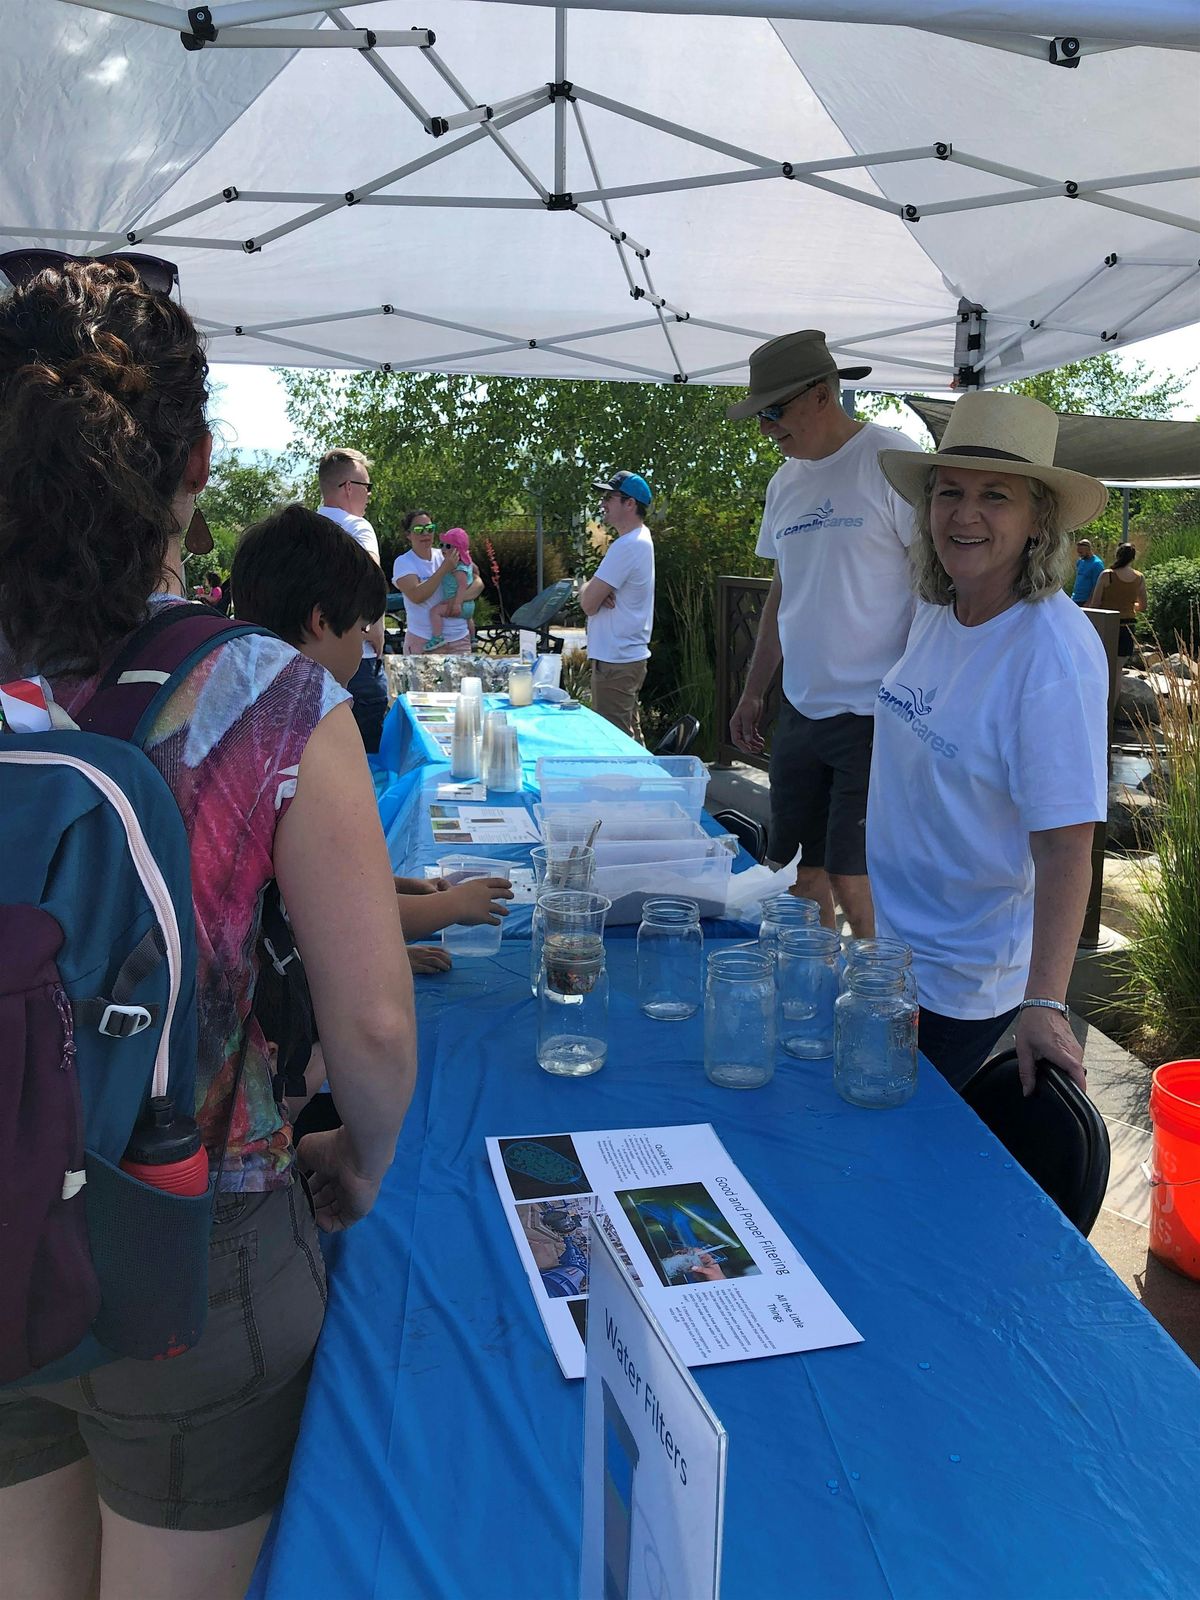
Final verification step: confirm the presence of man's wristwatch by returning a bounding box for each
[1017,998,1070,1018]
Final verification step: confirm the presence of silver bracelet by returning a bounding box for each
[1018,998,1070,1018]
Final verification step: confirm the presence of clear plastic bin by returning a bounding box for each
[535,756,708,819]
[436,855,513,957]
[535,801,694,844]
[595,846,736,924]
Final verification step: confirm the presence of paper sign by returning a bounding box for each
[486,1124,861,1380]
[581,1219,726,1600]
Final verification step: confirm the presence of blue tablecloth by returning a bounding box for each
[251,694,1200,1599]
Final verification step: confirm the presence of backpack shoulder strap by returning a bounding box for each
[77,603,272,748]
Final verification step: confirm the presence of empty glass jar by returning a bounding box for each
[842,937,918,1003]
[834,966,918,1109]
[776,926,841,1059]
[536,890,611,1077]
[758,894,822,960]
[637,898,703,1021]
[704,947,775,1089]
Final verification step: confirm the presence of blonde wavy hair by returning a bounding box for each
[909,466,1071,606]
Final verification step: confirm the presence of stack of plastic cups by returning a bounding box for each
[758,894,822,963]
[530,844,595,995]
[481,710,508,786]
[488,725,522,794]
[449,691,481,779]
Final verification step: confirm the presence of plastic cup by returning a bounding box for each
[438,855,513,957]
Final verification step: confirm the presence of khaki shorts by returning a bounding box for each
[0,1176,326,1531]
[590,657,648,742]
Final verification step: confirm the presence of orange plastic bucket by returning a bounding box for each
[1148,1059,1200,1280]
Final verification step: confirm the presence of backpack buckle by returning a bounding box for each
[98,1003,153,1038]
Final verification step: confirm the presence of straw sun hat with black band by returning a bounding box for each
[878,391,1108,532]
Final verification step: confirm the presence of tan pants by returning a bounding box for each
[590,658,648,743]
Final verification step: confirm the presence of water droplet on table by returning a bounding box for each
[918,1361,931,1371]
[826,1479,839,1493]
[850,1471,861,1481]
[1053,1251,1062,1260]
[949,1453,961,1464]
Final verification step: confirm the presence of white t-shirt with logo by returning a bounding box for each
[586,524,655,664]
[755,423,922,718]
[867,591,1108,1018]
[391,550,469,643]
[318,504,381,659]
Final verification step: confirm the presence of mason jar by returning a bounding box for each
[776,925,841,1059]
[834,967,918,1109]
[842,936,918,1004]
[758,894,822,961]
[637,897,703,1020]
[704,947,775,1089]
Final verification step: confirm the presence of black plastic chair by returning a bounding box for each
[474,579,574,656]
[961,1050,1110,1236]
[711,807,768,863]
[654,714,700,757]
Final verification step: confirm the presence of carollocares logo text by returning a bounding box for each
[877,680,958,758]
[777,498,866,538]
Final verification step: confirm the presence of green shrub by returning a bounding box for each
[1121,637,1200,1061]
[475,530,571,619]
[1145,557,1200,650]
[1141,524,1200,570]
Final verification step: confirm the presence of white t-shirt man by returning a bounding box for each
[390,550,470,644]
[318,504,381,660]
[867,590,1108,1018]
[755,422,922,718]
[586,524,655,664]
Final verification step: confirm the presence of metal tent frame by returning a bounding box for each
[5,0,1199,388]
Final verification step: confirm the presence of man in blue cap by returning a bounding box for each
[579,469,655,741]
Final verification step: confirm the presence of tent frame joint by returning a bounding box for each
[1049,36,1082,68]
[180,5,217,50]
[549,80,575,101]
[546,192,576,211]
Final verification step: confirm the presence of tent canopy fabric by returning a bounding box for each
[906,395,1200,483]
[1,0,1198,390]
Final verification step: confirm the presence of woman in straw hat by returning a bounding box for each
[868,391,1109,1095]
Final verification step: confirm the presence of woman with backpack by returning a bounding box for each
[0,258,417,1596]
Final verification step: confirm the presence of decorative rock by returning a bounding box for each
[1106,786,1160,853]
[1164,652,1195,681]
[1116,673,1160,727]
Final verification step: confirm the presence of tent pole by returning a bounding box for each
[554,9,568,195]
[1122,488,1131,539]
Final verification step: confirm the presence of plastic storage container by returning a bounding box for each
[535,801,694,842]
[595,844,735,924]
[535,756,708,819]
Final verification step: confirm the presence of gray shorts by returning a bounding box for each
[0,1175,325,1531]
[768,698,874,875]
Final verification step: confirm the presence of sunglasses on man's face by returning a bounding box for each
[0,248,180,297]
[756,377,825,423]
[341,479,372,496]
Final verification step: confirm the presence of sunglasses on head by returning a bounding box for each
[755,376,826,423]
[0,248,180,297]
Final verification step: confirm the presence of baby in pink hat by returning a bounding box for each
[426,526,477,651]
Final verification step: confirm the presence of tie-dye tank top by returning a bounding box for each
[38,597,350,1190]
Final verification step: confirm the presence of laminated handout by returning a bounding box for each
[486,1123,862,1380]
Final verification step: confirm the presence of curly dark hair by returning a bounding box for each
[0,259,209,674]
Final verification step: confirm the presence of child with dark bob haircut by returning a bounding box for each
[231,503,388,690]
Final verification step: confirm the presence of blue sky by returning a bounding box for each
[209,326,1200,459]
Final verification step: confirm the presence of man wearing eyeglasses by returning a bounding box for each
[579,470,655,741]
[317,448,388,752]
[727,330,922,937]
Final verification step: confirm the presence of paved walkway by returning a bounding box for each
[705,759,1200,1366]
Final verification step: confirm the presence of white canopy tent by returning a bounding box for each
[2,0,1198,389]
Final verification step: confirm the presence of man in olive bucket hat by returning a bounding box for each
[727,330,923,935]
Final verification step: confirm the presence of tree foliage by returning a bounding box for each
[202,449,301,570]
[277,369,783,549]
